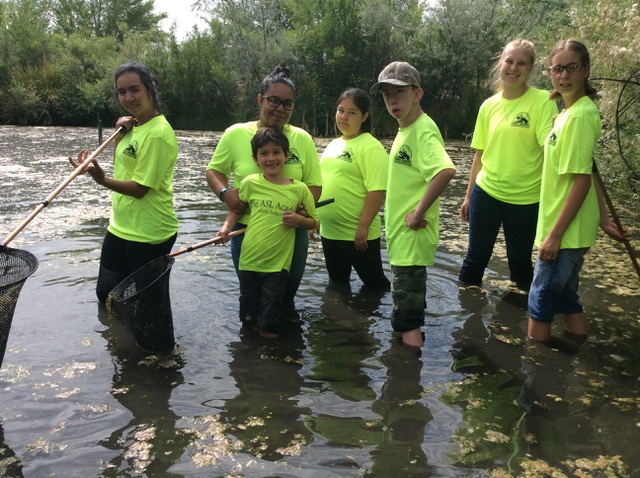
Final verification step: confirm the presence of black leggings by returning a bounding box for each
[320,236,390,290]
[96,231,177,302]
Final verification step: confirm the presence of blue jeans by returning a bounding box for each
[459,184,538,288]
[231,224,308,304]
[528,248,588,323]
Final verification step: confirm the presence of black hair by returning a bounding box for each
[336,88,372,133]
[251,127,290,156]
[259,64,296,96]
[114,62,161,111]
[548,39,598,100]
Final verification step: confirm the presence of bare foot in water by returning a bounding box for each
[402,329,424,347]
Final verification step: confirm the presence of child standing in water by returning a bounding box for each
[527,39,625,343]
[217,128,318,338]
[318,88,390,290]
[370,61,456,348]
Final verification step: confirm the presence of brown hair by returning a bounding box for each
[547,39,598,101]
[251,127,290,156]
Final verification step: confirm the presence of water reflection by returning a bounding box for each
[304,284,432,476]
[97,306,191,477]
[448,286,625,474]
[1,127,639,476]
[216,322,311,462]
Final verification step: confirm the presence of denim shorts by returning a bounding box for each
[527,248,589,323]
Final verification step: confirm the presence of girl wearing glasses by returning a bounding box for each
[459,39,558,290]
[316,88,390,290]
[527,39,624,343]
[206,64,321,309]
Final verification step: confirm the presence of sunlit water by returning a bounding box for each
[1,125,639,477]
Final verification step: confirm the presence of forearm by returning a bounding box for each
[464,150,483,199]
[206,169,229,197]
[308,185,322,203]
[547,174,591,242]
[358,190,385,229]
[415,168,456,217]
[299,215,319,230]
[221,210,242,231]
[100,177,149,198]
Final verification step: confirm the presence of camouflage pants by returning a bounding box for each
[391,265,427,332]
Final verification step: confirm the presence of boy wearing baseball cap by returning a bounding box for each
[371,61,456,348]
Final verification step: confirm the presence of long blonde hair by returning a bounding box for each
[489,38,536,92]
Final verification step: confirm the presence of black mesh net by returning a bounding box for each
[0,247,39,367]
[106,255,176,354]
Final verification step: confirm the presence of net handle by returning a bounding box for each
[168,198,334,258]
[1,126,128,247]
[169,228,246,258]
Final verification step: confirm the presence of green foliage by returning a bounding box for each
[0,0,639,192]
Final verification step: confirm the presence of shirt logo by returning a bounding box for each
[123,140,138,159]
[547,131,558,147]
[338,148,354,163]
[393,145,412,167]
[286,148,301,165]
[512,112,531,128]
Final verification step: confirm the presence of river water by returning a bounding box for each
[0,125,639,477]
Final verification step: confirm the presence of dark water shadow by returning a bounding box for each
[96,305,192,477]
[0,420,24,478]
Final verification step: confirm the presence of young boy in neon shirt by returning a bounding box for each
[370,61,456,348]
[217,128,318,338]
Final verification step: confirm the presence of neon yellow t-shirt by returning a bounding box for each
[318,133,388,240]
[206,121,321,224]
[471,87,557,204]
[238,174,318,273]
[108,115,179,243]
[536,96,601,249]
[385,114,455,266]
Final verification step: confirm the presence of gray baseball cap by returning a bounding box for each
[370,61,421,93]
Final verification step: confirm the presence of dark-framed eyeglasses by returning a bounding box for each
[262,95,295,111]
[546,62,584,76]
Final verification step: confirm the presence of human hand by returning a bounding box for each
[68,150,105,184]
[282,210,301,228]
[405,210,428,230]
[538,234,561,261]
[600,217,628,242]
[115,116,136,133]
[215,226,232,244]
[308,220,320,241]
[354,225,368,251]
[459,199,470,222]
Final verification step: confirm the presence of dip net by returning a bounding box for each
[106,255,176,354]
[0,248,39,367]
